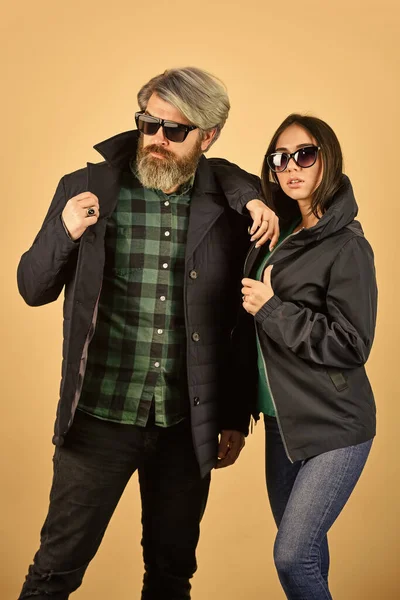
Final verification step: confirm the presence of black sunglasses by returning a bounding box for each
[267,145,321,173]
[135,111,198,143]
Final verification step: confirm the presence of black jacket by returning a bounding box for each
[17,130,260,477]
[237,175,377,462]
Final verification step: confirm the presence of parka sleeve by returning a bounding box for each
[17,177,80,307]
[255,236,378,368]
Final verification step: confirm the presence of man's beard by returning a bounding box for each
[135,136,203,191]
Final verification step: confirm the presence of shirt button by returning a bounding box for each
[160,296,166,301]
[164,201,170,207]
[193,397,200,406]
[165,231,170,237]
[154,362,160,368]
[162,263,169,269]
[157,329,163,334]
[192,332,200,342]
[189,270,198,279]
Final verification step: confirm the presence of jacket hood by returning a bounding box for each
[272,174,360,242]
[242,174,363,275]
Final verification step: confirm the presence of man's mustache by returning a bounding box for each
[142,144,174,159]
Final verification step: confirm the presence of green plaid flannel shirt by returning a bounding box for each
[78,164,193,427]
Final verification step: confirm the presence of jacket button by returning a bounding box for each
[189,270,198,279]
[192,332,200,342]
[52,434,65,446]
[193,397,200,406]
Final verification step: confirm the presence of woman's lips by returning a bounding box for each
[286,178,304,189]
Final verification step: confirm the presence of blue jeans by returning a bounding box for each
[265,415,372,600]
[19,410,210,600]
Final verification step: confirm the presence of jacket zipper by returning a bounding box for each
[243,243,258,277]
[245,227,303,463]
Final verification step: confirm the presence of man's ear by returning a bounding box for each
[200,128,217,152]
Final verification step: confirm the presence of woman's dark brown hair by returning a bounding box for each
[261,114,344,221]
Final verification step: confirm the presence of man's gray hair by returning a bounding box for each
[137,67,230,149]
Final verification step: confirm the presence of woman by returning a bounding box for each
[240,114,377,599]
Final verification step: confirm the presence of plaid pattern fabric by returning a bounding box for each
[78,165,192,427]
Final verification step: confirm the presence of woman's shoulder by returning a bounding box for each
[331,221,375,263]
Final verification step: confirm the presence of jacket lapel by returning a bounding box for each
[88,129,139,220]
[185,193,224,261]
[185,156,225,262]
[86,162,122,220]
[243,243,262,277]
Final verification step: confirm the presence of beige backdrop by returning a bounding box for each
[1,1,399,598]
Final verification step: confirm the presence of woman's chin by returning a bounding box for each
[284,188,309,202]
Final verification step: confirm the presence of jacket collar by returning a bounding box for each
[93,129,220,195]
[272,174,358,243]
[93,130,139,170]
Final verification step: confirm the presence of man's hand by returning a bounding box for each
[246,199,279,249]
[242,267,274,315]
[61,192,100,241]
[216,430,245,469]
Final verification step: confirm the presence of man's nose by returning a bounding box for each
[152,125,168,145]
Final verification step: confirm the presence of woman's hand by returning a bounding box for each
[245,200,279,249]
[242,266,274,315]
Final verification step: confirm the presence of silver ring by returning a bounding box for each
[87,207,96,217]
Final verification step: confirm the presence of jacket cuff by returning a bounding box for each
[220,420,250,437]
[219,410,251,437]
[237,191,263,214]
[255,295,282,323]
[59,215,80,245]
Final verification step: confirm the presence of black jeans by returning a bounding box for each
[19,410,210,600]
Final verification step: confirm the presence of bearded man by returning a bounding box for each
[17,67,278,600]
